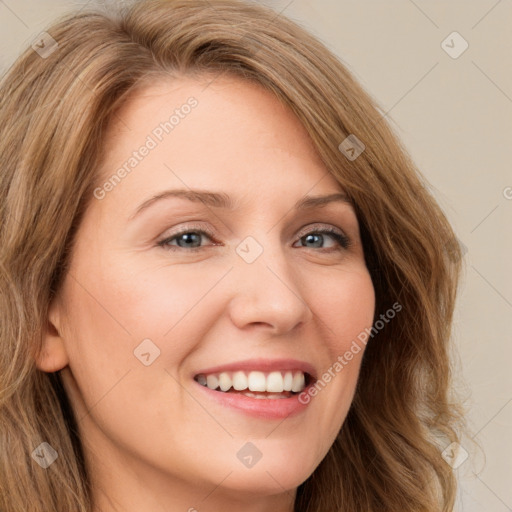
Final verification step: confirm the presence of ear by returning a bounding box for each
[35,297,69,373]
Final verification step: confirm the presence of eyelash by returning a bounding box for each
[156,224,351,253]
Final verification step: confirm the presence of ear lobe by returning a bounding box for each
[35,300,69,373]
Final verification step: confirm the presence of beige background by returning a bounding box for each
[1,1,511,510]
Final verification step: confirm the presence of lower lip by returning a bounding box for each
[194,382,314,420]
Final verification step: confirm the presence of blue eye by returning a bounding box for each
[158,229,215,251]
[295,229,350,250]
[157,226,350,252]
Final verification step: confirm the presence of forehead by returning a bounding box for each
[103,73,324,163]
[94,74,345,211]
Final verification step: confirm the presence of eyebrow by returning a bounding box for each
[129,188,352,220]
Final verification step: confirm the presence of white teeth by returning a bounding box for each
[266,371,284,393]
[283,371,293,391]
[218,372,231,392]
[206,374,219,390]
[248,371,266,392]
[242,391,289,399]
[232,371,248,390]
[198,370,308,393]
[291,372,305,392]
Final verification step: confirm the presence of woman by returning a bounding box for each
[0,0,469,510]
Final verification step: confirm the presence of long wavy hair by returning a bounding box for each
[0,0,470,510]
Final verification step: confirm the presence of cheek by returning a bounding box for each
[58,274,136,407]
[106,258,231,345]
[302,265,374,431]
[312,264,375,353]
[64,256,231,415]
[58,259,217,452]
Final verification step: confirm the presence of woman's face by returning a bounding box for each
[41,75,375,510]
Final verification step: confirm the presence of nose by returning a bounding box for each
[226,240,314,334]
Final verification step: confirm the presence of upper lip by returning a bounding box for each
[193,358,317,381]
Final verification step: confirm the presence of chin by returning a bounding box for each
[215,468,309,496]
[206,450,316,495]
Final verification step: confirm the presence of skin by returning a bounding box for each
[37,74,375,512]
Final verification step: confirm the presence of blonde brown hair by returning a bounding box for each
[0,0,469,510]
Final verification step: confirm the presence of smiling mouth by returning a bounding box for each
[193,370,313,399]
